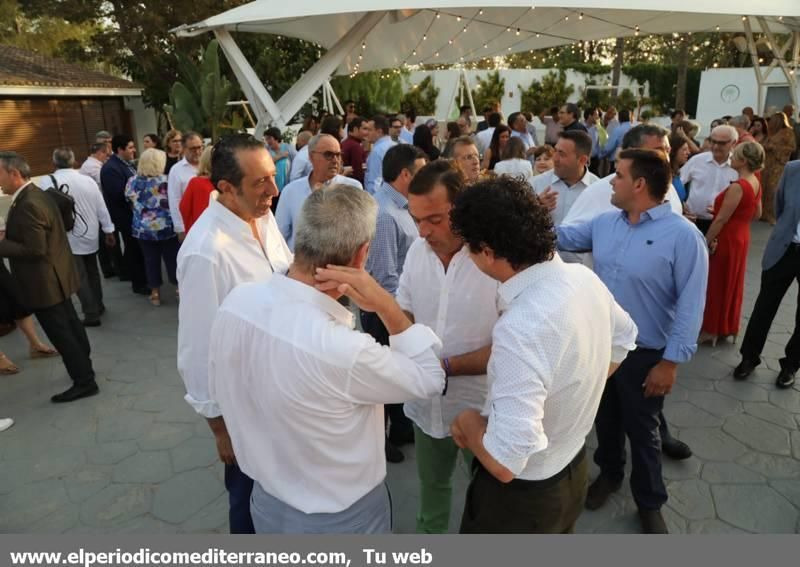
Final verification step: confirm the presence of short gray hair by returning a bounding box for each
[622,124,669,150]
[0,151,31,179]
[95,130,112,142]
[294,184,377,270]
[52,147,75,169]
[712,124,739,144]
[307,133,337,154]
[137,148,167,177]
[729,115,750,130]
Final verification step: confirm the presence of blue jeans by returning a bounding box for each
[224,464,255,534]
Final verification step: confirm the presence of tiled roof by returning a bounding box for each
[0,44,140,90]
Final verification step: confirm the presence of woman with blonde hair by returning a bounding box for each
[699,141,764,345]
[762,112,797,224]
[125,148,179,306]
[179,145,215,233]
[164,129,183,174]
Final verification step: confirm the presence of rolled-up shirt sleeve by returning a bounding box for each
[177,254,223,418]
[482,336,550,476]
[664,229,709,364]
[344,324,445,404]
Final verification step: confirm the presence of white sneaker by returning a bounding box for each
[0,418,14,432]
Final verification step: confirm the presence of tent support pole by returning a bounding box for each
[461,68,477,123]
[743,17,765,115]
[325,80,345,116]
[758,16,798,112]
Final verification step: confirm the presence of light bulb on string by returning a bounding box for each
[436,12,440,19]
[479,9,484,15]
[516,28,521,35]
[579,13,584,20]
[715,25,720,31]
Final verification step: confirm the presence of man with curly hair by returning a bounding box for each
[449,176,637,533]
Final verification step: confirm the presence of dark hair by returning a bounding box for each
[302,115,318,132]
[446,121,460,140]
[344,99,355,106]
[622,123,668,150]
[533,144,555,159]
[557,130,593,157]
[522,111,533,122]
[671,109,686,119]
[264,127,282,141]
[501,136,526,161]
[409,159,464,203]
[348,116,365,133]
[668,134,689,174]
[182,131,202,144]
[382,144,427,183]
[563,103,580,122]
[111,134,133,154]
[459,105,471,114]
[488,125,512,164]
[487,112,503,128]
[404,108,417,123]
[450,176,555,271]
[413,123,440,160]
[618,148,671,201]
[482,105,492,114]
[507,111,522,128]
[211,133,265,189]
[583,107,598,120]
[618,109,631,123]
[749,116,769,137]
[320,115,342,138]
[549,105,559,115]
[371,114,390,135]
[144,133,162,149]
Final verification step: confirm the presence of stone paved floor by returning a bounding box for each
[0,222,798,534]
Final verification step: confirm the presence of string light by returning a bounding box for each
[715,25,720,31]
[484,43,488,48]
[741,16,746,21]
[634,26,640,36]
[436,12,440,19]
[457,16,462,22]
[516,28,521,35]
[565,16,569,22]
[423,34,427,40]
[579,12,584,20]
[478,9,484,15]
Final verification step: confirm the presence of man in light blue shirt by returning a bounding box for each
[583,107,601,174]
[365,115,396,194]
[399,111,415,145]
[600,109,633,171]
[508,112,536,157]
[275,134,362,250]
[557,148,708,534]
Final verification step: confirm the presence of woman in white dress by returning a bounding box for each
[493,137,533,182]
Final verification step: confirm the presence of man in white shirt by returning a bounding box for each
[532,130,599,230]
[401,159,500,533]
[167,131,203,240]
[288,142,312,182]
[275,134,362,250]
[41,148,115,327]
[79,141,115,279]
[474,112,501,157]
[448,176,637,533]
[365,115,397,194]
[450,137,482,185]
[508,112,536,156]
[209,185,445,533]
[680,124,738,234]
[177,134,291,534]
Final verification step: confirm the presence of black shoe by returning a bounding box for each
[388,427,415,447]
[776,369,796,389]
[733,358,758,380]
[585,474,622,510]
[638,508,668,534]
[133,287,150,295]
[662,437,692,460]
[82,319,101,327]
[385,441,405,463]
[51,382,99,403]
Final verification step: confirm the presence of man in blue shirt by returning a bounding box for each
[583,107,601,174]
[365,115,397,194]
[600,109,633,173]
[557,149,708,534]
[362,144,428,464]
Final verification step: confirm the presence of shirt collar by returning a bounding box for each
[498,254,564,306]
[207,196,259,238]
[620,201,673,224]
[378,182,408,209]
[376,135,392,145]
[554,167,593,188]
[272,274,354,328]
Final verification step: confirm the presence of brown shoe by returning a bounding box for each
[585,474,622,510]
[638,508,668,534]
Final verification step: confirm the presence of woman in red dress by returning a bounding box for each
[179,146,215,234]
[699,141,764,346]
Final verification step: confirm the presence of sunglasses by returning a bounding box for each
[312,151,342,161]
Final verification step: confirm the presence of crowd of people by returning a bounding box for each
[0,93,799,536]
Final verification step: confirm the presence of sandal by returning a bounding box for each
[30,346,59,359]
[149,291,161,307]
[0,354,20,375]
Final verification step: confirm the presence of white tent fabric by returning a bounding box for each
[174,2,800,128]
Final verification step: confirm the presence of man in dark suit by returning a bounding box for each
[0,152,98,402]
[735,160,800,389]
[100,134,147,295]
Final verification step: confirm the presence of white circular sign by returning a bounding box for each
[721,84,740,103]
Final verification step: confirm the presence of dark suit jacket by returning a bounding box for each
[100,154,136,233]
[0,184,79,310]
[763,160,800,271]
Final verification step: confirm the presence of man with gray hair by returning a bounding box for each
[40,148,116,327]
[167,131,203,240]
[680,124,739,234]
[729,115,755,145]
[276,133,362,250]
[80,141,116,278]
[209,184,445,533]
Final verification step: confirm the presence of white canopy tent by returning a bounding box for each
[174,2,800,132]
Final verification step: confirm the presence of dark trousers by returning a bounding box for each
[120,230,147,291]
[74,252,103,321]
[224,464,255,534]
[97,229,115,276]
[594,348,667,511]
[138,238,179,289]
[460,447,588,534]
[740,244,800,374]
[359,310,413,439]
[34,298,95,386]
[694,218,712,235]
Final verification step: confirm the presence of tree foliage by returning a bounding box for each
[330,70,406,118]
[471,71,505,111]
[518,70,575,115]
[400,76,439,116]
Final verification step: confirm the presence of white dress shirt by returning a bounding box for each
[475,127,495,156]
[167,157,198,233]
[177,197,292,418]
[532,168,600,227]
[39,169,114,255]
[398,240,499,439]
[78,156,104,188]
[209,275,445,514]
[483,255,637,481]
[289,145,312,182]
[680,152,738,220]
[562,174,683,226]
[494,158,533,182]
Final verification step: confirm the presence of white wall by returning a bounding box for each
[124,96,158,145]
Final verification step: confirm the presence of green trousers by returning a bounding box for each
[414,424,473,534]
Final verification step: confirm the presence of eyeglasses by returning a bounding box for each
[312,151,342,161]
[458,153,480,162]
[709,138,732,146]
[186,145,204,151]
